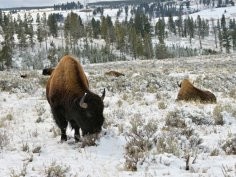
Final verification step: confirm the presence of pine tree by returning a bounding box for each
[36,13,43,47]
[217,19,223,52]
[222,27,231,53]
[167,14,176,35]
[91,17,100,38]
[231,28,236,51]
[47,41,58,66]
[128,26,139,59]
[134,12,151,37]
[155,18,165,44]
[64,12,84,53]
[47,13,58,37]
[100,16,108,40]
[221,15,231,53]
[211,18,218,48]
[114,20,125,54]
[187,17,194,44]
[143,33,153,59]
[0,34,13,70]
[229,19,236,50]
[41,12,48,51]
[196,15,202,49]
[176,13,183,37]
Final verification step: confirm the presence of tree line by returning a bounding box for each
[0,6,236,70]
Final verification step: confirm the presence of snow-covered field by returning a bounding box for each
[0,54,235,177]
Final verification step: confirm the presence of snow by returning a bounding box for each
[0,54,236,177]
[187,5,236,20]
[0,3,236,176]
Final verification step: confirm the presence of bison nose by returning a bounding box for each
[94,128,101,134]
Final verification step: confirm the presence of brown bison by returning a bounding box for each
[105,70,125,77]
[176,79,216,103]
[42,67,55,75]
[46,55,105,142]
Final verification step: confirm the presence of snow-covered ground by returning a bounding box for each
[0,54,235,177]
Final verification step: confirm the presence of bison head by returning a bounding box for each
[76,88,106,135]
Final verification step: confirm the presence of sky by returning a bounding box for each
[0,0,107,8]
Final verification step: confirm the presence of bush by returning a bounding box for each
[0,130,9,150]
[221,134,236,155]
[213,105,224,125]
[124,117,158,171]
[165,110,186,128]
[44,161,70,177]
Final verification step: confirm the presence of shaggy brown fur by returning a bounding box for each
[176,79,217,103]
[46,55,105,142]
[46,56,89,103]
[105,70,125,77]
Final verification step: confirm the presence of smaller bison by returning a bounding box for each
[105,70,125,77]
[176,79,216,103]
[42,67,55,75]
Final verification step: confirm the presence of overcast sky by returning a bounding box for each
[0,0,104,8]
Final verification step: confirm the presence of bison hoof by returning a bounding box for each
[61,134,67,142]
[74,135,80,143]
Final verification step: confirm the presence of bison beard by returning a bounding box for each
[46,55,105,142]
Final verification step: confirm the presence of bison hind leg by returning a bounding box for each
[69,120,81,142]
[51,107,68,142]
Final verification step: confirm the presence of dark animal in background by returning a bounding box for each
[46,55,105,142]
[20,74,27,78]
[176,79,216,103]
[42,67,55,75]
[105,70,125,77]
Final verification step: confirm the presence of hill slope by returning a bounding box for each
[0,54,236,177]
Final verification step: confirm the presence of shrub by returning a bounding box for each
[0,114,14,128]
[81,134,99,148]
[228,88,236,99]
[210,148,219,156]
[0,130,9,149]
[124,117,158,171]
[165,109,186,128]
[221,134,236,155]
[44,161,70,177]
[156,135,180,156]
[22,142,30,152]
[213,105,224,125]
[158,101,167,109]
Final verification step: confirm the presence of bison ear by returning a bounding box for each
[101,88,105,101]
[80,93,88,109]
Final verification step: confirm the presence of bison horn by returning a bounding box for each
[80,93,88,109]
[101,88,105,101]
[177,81,181,87]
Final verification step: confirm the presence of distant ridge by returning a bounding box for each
[88,0,158,8]
[0,5,53,11]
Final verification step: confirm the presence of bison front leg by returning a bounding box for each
[69,120,81,142]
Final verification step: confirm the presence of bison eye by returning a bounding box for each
[86,111,92,118]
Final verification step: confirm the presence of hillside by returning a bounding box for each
[1,2,236,70]
[0,54,235,177]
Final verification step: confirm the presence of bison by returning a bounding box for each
[176,79,216,103]
[105,70,125,77]
[46,55,105,142]
[42,67,55,75]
